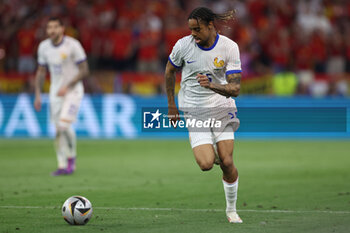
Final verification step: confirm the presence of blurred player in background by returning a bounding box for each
[165,7,242,223]
[34,17,89,176]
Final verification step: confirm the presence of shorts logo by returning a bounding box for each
[228,111,238,119]
[214,56,224,68]
[68,105,78,115]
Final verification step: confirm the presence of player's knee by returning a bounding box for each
[57,120,71,132]
[198,161,214,171]
[200,165,213,171]
[221,156,233,168]
[56,126,67,135]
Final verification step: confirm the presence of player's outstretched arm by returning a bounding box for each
[198,73,241,98]
[34,65,47,111]
[165,61,180,123]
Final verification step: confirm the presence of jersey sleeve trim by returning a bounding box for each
[226,70,242,75]
[168,57,181,69]
[76,58,87,65]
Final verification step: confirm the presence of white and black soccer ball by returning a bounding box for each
[62,196,93,225]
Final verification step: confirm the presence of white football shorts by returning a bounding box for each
[189,122,235,148]
[50,90,83,125]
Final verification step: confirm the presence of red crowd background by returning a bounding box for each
[1,0,349,95]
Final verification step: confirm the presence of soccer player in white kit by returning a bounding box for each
[165,7,243,223]
[34,17,89,176]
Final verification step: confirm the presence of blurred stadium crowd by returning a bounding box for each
[0,0,349,96]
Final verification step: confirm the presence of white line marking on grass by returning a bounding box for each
[1,206,349,214]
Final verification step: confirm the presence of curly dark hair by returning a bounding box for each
[188,7,235,25]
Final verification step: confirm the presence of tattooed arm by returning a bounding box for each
[165,61,180,123]
[197,73,241,97]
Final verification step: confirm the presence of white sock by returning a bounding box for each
[222,178,239,213]
[55,131,67,169]
[55,122,76,168]
[64,126,76,159]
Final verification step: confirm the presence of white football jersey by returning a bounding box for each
[169,34,241,109]
[37,36,86,100]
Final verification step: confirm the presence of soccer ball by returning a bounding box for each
[61,196,93,225]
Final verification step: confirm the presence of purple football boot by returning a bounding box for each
[66,158,76,174]
[51,168,67,176]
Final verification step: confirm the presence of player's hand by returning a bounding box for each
[34,95,41,112]
[168,105,180,128]
[57,85,68,96]
[197,74,211,88]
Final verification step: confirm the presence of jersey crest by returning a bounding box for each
[214,56,224,68]
[61,53,68,60]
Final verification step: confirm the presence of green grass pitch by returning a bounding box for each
[0,139,349,233]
